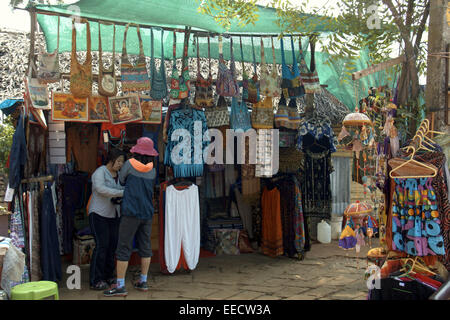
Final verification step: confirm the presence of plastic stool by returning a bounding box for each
[10,281,59,300]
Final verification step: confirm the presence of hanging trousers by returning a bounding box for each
[89,212,120,286]
[164,185,200,273]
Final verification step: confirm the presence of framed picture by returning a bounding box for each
[138,95,162,124]
[108,94,143,125]
[88,95,110,123]
[51,92,88,122]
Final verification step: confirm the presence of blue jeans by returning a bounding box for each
[89,212,120,286]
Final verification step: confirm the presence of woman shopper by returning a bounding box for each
[88,148,125,290]
[104,137,158,297]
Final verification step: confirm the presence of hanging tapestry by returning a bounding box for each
[108,94,143,125]
[88,95,110,122]
[51,92,88,122]
[138,95,162,124]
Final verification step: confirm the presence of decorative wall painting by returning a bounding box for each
[51,92,88,122]
[138,95,162,124]
[88,95,110,122]
[108,94,143,125]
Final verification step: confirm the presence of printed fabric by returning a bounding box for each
[121,24,150,92]
[297,114,337,153]
[150,28,168,100]
[216,36,239,97]
[260,37,281,98]
[204,96,230,128]
[391,177,445,257]
[251,97,274,129]
[70,18,92,98]
[164,107,210,178]
[255,129,274,178]
[280,36,305,99]
[169,31,190,99]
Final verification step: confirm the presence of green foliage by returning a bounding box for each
[196,0,260,30]
[0,116,15,176]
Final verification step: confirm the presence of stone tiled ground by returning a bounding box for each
[58,239,378,300]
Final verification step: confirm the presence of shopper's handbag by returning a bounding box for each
[169,31,191,100]
[260,37,281,98]
[280,36,305,99]
[37,15,60,84]
[230,96,251,131]
[251,97,274,129]
[216,36,240,97]
[205,95,230,128]
[194,35,214,107]
[121,23,150,93]
[239,36,260,104]
[299,37,321,94]
[70,18,92,98]
[150,27,168,100]
[98,22,117,97]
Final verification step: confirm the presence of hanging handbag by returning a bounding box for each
[70,18,93,98]
[299,37,321,94]
[205,95,230,128]
[194,35,214,107]
[216,36,240,97]
[26,60,50,110]
[274,93,289,128]
[37,15,60,84]
[121,23,150,93]
[280,36,305,99]
[150,27,168,100]
[260,37,281,98]
[251,97,274,129]
[240,36,260,104]
[169,31,191,100]
[230,96,251,131]
[98,22,117,97]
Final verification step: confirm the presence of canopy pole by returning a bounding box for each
[27,7,37,77]
[18,7,310,39]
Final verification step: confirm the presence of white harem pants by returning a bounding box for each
[164,184,200,273]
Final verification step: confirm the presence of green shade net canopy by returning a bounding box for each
[33,0,397,111]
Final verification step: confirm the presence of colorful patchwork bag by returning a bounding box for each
[70,18,92,98]
[37,15,60,84]
[251,97,274,129]
[150,27,168,100]
[216,36,240,97]
[239,36,260,104]
[98,22,117,97]
[169,31,191,100]
[195,35,214,107]
[205,95,230,128]
[260,37,281,98]
[299,37,321,94]
[230,96,251,131]
[274,93,289,128]
[280,36,305,99]
[121,23,150,93]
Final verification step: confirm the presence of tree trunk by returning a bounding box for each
[425,0,449,133]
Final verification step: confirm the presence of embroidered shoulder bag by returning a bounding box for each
[98,22,117,97]
[260,37,281,98]
[121,23,150,93]
[70,18,92,98]
[150,27,168,100]
[205,95,230,128]
[37,15,60,84]
[169,31,191,100]
[240,36,260,103]
[216,36,239,97]
[194,35,214,107]
[251,97,274,129]
[299,37,321,94]
[230,96,251,131]
[280,36,305,99]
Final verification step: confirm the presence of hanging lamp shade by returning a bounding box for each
[342,112,372,127]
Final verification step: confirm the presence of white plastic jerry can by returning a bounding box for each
[317,220,331,244]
